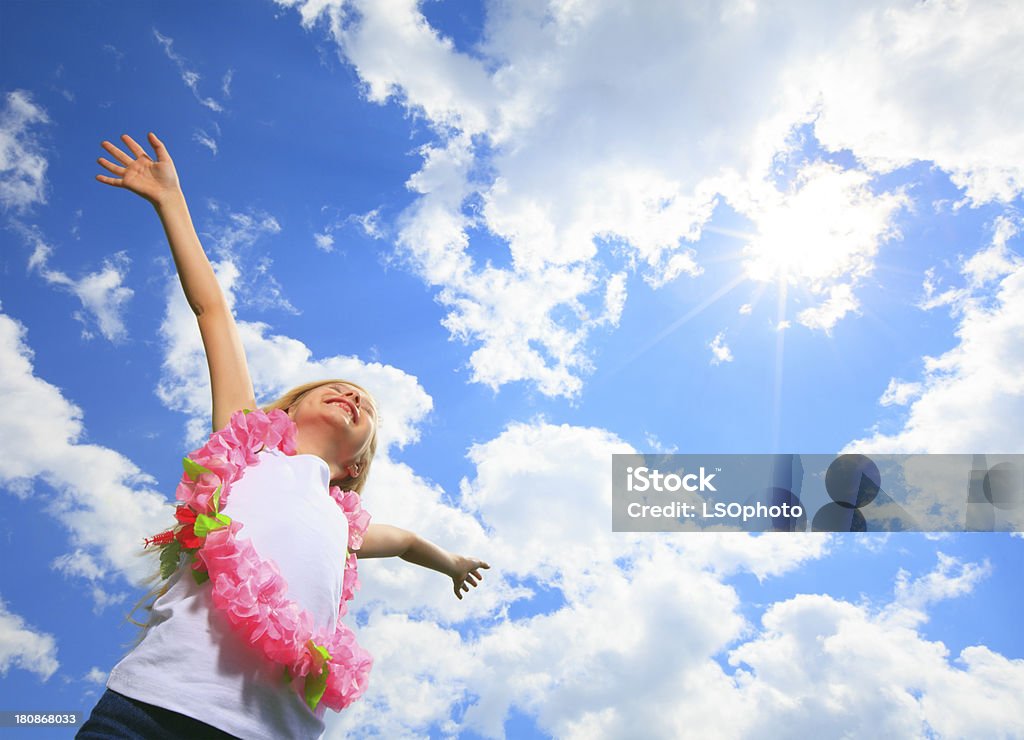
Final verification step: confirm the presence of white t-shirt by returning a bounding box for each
[108,448,350,740]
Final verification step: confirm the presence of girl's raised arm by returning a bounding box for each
[97,133,257,430]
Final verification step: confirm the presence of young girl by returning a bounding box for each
[79,132,490,739]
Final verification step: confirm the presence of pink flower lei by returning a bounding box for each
[145,408,373,713]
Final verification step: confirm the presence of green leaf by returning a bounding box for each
[304,665,329,711]
[242,408,253,415]
[193,514,215,538]
[193,512,231,538]
[211,484,223,513]
[186,550,210,585]
[159,540,182,580]
[182,457,211,481]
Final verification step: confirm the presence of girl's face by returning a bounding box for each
[287,382,378,480]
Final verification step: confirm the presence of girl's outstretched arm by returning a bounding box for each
[96,133,256,430]
[360,523,490,600]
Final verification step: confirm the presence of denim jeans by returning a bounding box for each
[77,689,239,739]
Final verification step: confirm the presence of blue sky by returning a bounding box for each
[1,1,1023,737]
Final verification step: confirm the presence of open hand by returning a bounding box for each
[96,132,181,207]
[450,556,490,600]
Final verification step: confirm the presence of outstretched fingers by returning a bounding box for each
[453,559,491,599]
[120,133,152,161]
[100,140,133,166]
[97,156,126,176]
[466,561,490,585]
[95,153,126,187]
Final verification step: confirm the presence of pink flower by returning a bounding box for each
[329,487,372,550]
[341,554,361,602]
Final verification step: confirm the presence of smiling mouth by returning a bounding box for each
[326,398,358,422]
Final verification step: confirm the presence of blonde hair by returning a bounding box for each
[127,378,379,635]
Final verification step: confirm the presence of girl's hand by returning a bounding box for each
[95,132,181,207]
[449,556,490,600]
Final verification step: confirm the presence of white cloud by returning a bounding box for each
[847,214,1024,452]
[918,265,961,312]
[314,231,335,252]
[599,271,627,327]
[709,330,734,365]
[796,282,861,334]
[311,207,386,254]
[806,1,1024,207]
[51,550,105,581]
[195,202,303,315]
[729,553,1024,739]
[675,532,831,583]
[84,666,107,685]
[221,68,234,97]
[67,256,135,342]
[963,215,1022,287]
[643,250,704,289]
[0,90,50,213]
[310,0,495,135]
[193,127,218,155]
[880,378,924,407]
[101,44,125,70]
[15,223,134,343]
[0,312,173,591]
[352,208,384,240]
[458,420,634,591]
[643,432,677,454]
[204,203,283,256]
[457,419,831,588]
[886,551,990,626]
[51,551,127,614]
[152,28,225,113]
[415,540,752,740]
[272,0,1016,396]
[0,597,58,681]
[2,97,134,343]
[334,469,1020,740]
[340,454,512,623]
[325,414,833,738]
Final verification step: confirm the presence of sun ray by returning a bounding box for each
[745,279,772,308]
[871,259,932,281]
[771,276,789,452]
[854,301,913,347]
[702,224,757,241]
[602,271,748,380]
